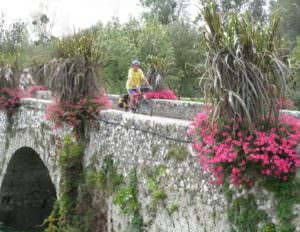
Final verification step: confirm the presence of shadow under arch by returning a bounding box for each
[0,147,56,230]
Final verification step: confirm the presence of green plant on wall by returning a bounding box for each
[165,144,189,162]
[113,167,144,232]
[59,135,84,228]
[146,165,168,213]
[75,155,124,232]
[263,178,300,232]
[227,194,271,232]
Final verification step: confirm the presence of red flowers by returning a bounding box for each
[46,94,111,129]
[0,88,24,114]
[189,112,300,188]
[144,90,177,100]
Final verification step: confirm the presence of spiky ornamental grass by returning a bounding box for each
[0,66,15,89]
[48,58,100,103]
[201,1,291,129]
[145,55,172,90]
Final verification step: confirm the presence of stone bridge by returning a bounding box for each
[0,93,299,231]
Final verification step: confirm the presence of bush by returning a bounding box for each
[0,88,23,114]
[188,111,300,188]
[46,94,110,129]
[144,90,177,100]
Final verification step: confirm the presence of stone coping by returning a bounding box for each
[19,98,191,143]
[20,96,300,121]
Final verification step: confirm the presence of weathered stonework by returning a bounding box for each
[107,94,204,120]
[0,96,300,231]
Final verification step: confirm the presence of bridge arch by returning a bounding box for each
[0,147,56,230]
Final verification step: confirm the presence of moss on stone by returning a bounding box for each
[165,144,189,162]
[261,222,276,232]
[263,177,300,232]
[151,144,159,157]
[227,194,269,232]
[113,167,144,232]
[167,203,179,215]
[146,165,168,213]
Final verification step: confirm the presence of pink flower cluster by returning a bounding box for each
[144,90,177,100]
[46,94,111,129]
[188,112,300,188]
[0,88,24,113]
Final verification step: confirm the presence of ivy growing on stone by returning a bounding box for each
[58,135,84,228]
[113,167,144,232]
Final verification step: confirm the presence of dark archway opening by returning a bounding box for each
[0,147,56,230]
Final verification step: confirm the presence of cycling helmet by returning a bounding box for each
[132,59,141,66]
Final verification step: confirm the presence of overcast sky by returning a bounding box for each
[0,0,199,36]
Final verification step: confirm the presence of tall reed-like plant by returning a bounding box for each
[201,1,291,128]
[145,55,171,90]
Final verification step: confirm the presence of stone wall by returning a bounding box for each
[1,98,300,231]
[0,98,229,231]
[84,110,228,232]
[33,91,204,120]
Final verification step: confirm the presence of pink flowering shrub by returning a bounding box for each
[189,112,300,188]
[144,90,177,100]
[0,88,24,114]
[46,94,111,129]
[27,85,48,97]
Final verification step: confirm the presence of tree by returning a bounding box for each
[219,0,266,21]
[31,1,54,44]
[31,13,52,44]
[288,38,300,109]
[220,0,246,12]
[94,20,138,93]
[168,20,205,97]
[248,0,266,21]
[0,15,29,69]
[270,0,300,42]
[139,0,189,24]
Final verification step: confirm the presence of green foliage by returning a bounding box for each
[227,194,269,232]
[139,0,189,24]
[113,167,144,232]
[219,0,266,21]
[0,16,29,71]
[146,165,168,212]
[113,167,140,215]
[137,20,174,62]
[289,37,300,110]
[261,222,277,232]
[167,20,205,97]
[44,201,60,232]
[270,0,300,42]
[201,1,290,128]
[165,144,189,162]
[220,0,247,12]
[223,176,300,232]
[263,178,300,232]
[55,31,100,63]
[94,20,138,94]
[75,155,124,232]
[59,135,84,227]
[85,155,124,194]
[145,55,171,90]
[167,203,179,214]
